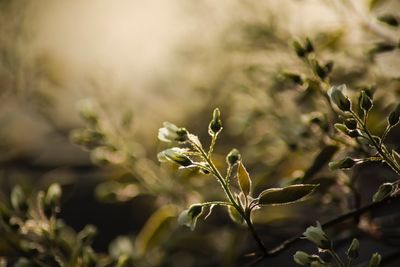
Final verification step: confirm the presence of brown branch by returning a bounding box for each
[265,195,400,257]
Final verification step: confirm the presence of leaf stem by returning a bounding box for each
[350,110,400,176]
[189,139,267,254]
[328,249,345,267]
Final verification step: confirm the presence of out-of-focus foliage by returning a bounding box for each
[1,0,400,266]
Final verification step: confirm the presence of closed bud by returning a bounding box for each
[360,90,373,113]
[178,204,204,230]
[78,225,97,244]
[82,247,98,267]
[208,108,222,135]
[329,157,358,170]
[293,40,306,58]
[11,186,28,213]
[45,183,62,213]
[293,251,312,265]
[157,148,193,167]
[368,253,381,267]
[312,60,328,80]
[347,129,360,138]
[226,149,241,166]
[158,122,188,143]
[378,14,399,27]
[328,85,351,112]
[282,71,303,85]
[388,103,400,127]
[305,38,314,53]
[372,183,394,202]
[344,118,357,130]
[347,238,359,259]
[302,221,331,250]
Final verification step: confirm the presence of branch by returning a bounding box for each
[265,195,400,257]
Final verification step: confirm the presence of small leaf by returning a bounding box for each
[388,103,400,127]
[282,71,303,85]
[369,42,396,56]
[178,204,204,231]
[258,184,318,206]
[135,206,176,254]
[367,253,381,267]
[329,157,358,170]
[378,14,399,27]
[359,90,373,113]
[293,40,306,58]
[227,205,243,224]
[293,251,312,265]
[346,238,359,259]
[372,183,394,202]
[392,150,400,165]
[45,183,62,209]
[302,221,331,250]
[157,148,192,167]
[334,123,348,134]
[11,186,28,213]
[237,162,252,196]
[328,85,351,112]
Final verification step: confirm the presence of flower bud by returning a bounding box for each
[344,118,357,130]
[359,90,373,113]
[157,148,192,167]
[328,85,351,112]
[388,103,400,127]
[178,204,204,230]
[11,186,28,213]
[302,221,331,250]
[293,251,312,265]
[158,122,188,143]
[208,108,222,135]
[226,149,241,166]
[293,40,306,58]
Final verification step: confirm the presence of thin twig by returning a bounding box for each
[264,196,400,258]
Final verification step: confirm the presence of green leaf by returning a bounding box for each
[346,238,359,259]
[392,149,400,165]
[45,183,62,210]
[372,183,394,202]
[388,103,400,127]
[237,162,252,196]
[11,186,28,213]
[227,205,243,224]
[178,204,203,231]
[329,157,358,170]
[157,148,192,167]
[369,42,396,56]
[135,206,176,254]
[378,14,399,27]
[293,251,312,265]
[367,253,381,267]
[328,85,351,112]
[359,90,373,113]
[258,184,318,206]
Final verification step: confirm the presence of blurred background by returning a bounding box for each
[1,0,400,266]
